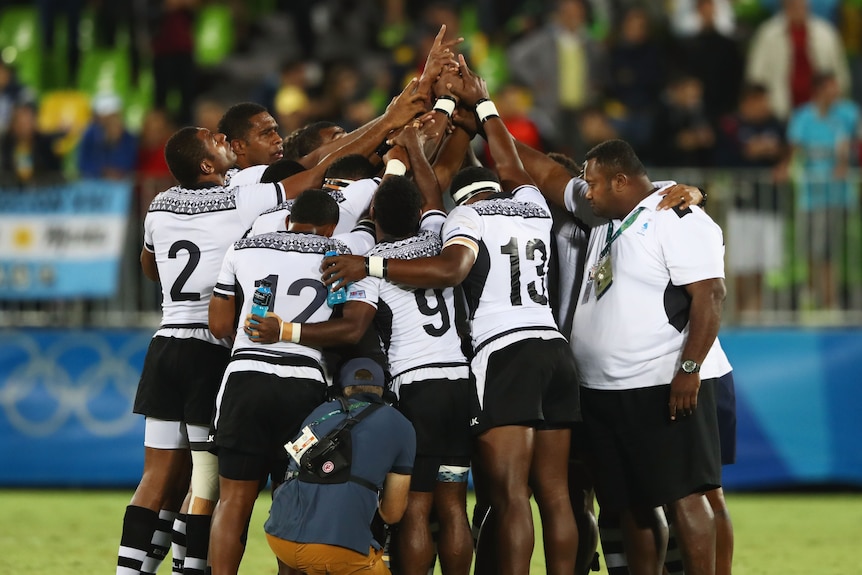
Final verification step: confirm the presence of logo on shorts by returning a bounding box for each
[470,417,479,427]
[349,290,366,299]
[322,461,335,474]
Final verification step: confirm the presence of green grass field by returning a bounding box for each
[0,490,859,574]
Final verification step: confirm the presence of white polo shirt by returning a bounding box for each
[571,185,725,391]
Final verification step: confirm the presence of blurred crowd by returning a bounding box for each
[0,0,861,185]
[1,0,862,315]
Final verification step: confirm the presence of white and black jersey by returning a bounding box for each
[213,231,351,369]
[572,185,725,391]
[346,212,467,389]
[143,181,284,337]
[227,165,268,188]
[249,178,380,237]
[441,185,563,351]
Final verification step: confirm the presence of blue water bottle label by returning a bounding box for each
[250,280,273,323]
[325,250,347,307]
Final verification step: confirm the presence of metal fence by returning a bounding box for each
[1,169,860,327]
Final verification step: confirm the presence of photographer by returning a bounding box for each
[264,358,415,574]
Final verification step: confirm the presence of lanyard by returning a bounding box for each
[601,207,646,258]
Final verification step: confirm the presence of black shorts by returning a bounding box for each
[214,370,326,480]
[398,377,472,459]
[134,335,230,426]
[471,337,581,435]
[713,372,737,466]
[581,383,721,514]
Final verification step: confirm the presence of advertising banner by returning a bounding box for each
[0,328,860,488]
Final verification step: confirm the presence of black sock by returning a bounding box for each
[117,505,159,575]
[183,514,212,575]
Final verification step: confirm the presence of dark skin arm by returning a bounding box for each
[282,78,428,198]
[390,125,443,212]
[322,243,475,292]
[208,293,237,340]
[140,248,159,282]
[446,54,533,192]
[432,124,472,195]
[513,140,704,213]
[243,300,377,346]
[668,277,726,421]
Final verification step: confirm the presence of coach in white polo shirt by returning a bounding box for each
[573,139,725,575]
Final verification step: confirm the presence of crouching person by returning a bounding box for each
[265,358,416,574]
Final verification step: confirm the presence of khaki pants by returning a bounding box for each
[266,533,390,575]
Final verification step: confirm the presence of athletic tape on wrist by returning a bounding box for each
[367,256,386,278]
[290,323,301,344]
[384,159,407,176]
[475,99,499,123]
[433,96,457,117]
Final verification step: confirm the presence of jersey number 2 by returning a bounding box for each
[258,274,328,322]
[168,240,201,301]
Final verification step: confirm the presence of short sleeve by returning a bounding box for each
[441,206,482,257]
[659,208,725,286]
[213,244,238,297]
[419,210,446,235]
[228,165,268,187]
[143,213,154,252]
[336,179,378,227]
[334,224,375,255]
[512,184,549,211]
[346,276,380,309]
[235,182,284,230]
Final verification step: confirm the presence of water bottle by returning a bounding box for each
[249,279,273,323]
[325,250,347,307]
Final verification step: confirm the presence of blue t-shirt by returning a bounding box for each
[788,100,859,209]
[265,394,415,554]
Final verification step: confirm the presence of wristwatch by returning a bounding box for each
[680,359,701,374]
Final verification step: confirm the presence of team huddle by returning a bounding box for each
[117,27,736,575]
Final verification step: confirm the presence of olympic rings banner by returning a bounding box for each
[0,327,860,487]
[0,179,132,299]
[0,329,149,486]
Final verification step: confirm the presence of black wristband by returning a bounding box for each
[375,140,393,158]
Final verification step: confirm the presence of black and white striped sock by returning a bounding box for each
[171,513,187,575]
[599,514,629,575]
[141,510,177,575]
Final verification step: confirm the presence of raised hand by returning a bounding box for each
[419,24,463,97]
[446,54,489,108]
[384,78,429,130]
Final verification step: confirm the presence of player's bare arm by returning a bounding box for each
[244,300,376,347]
[140,248,159,282]
[208,292,236,340]
[322,243,475,292]
[669,277,726,421]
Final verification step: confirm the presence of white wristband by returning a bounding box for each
[384,159,407,176]
[475,99,499,123]
[432,97,456,117]
[367,256,386,278]
[279,319,286,342]
[290,323,301,344]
